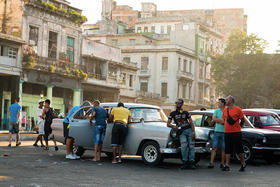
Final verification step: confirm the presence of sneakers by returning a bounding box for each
[239,164,246,172]
[222,165,230,171]
[220,164,225,169]
[208,163,214,169]
[41,145,45,148]
[189,162,196,170]
[73,154,80,159]
[55,146,59,151]
[65,154,80,160]
[16,142,21,147]
[112,159,118,164]
[8,144,11,147]
[33,143,39,147]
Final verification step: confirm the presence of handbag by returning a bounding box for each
[227,108,237,125]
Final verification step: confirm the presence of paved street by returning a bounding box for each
[1,141,280,187]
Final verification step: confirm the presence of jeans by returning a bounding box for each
[94,125,106,145]
[212,132,225,149]
[180,128,195,162]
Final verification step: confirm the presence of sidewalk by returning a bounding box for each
[0,130,37,141]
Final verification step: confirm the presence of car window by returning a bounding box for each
[247,116,255,124]
[191,114,203,127]
[130,108,167,123]
[73,107,91,120]
[204,115,215,128]
[259,115,280,126]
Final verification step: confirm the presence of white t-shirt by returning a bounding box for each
[37,107,44,124]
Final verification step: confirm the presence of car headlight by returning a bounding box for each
[263,137,267,144]
[170,129,177,138]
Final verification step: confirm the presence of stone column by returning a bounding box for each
[47,85,54,102]
[19,79,24,129]
[73,88,81,106]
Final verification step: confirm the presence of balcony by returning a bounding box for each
[136,91,161,99]
[177,71,193,80]
[0,56,20,76]
[138,70,151,77]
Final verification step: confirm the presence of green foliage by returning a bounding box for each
[212,30,279,108]
[71,68,88,80]
[23,54,37,68]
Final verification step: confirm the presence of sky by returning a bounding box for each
[68,0,280,53]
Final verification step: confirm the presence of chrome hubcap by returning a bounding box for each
[144,145,158,163]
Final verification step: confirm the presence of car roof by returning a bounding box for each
[100,103,160,109]
[189,109,215,115]
[243,109,277,115]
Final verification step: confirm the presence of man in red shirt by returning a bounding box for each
[222,95,246,171]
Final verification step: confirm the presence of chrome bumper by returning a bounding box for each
[160,146,210,154]
[252,146,280,151]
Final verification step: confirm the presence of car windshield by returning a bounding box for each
[259,115,280,126]
[130,108,167,122]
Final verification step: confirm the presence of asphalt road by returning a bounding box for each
[1,141,280,187]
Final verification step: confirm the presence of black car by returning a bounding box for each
[190,110,280,163]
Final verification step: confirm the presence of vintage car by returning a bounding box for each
[52,103,212,166]
[190,110,280,163]
[243,109,280,132]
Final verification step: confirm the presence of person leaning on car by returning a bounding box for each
[109,102,132,164]
[167,99,196,169]
[221,95,246,172]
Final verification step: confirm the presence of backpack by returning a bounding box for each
[46,107,57,123]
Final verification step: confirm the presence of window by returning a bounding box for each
[182,84,186,99]
[192,114,203,127]
[161,26,165,34]
[128,16,133,22]
[29,26,39,46]
[48,31,58,58]
[129,39,136,45]
[141,57,149,70]
[189,83,192,99]
[199,85,203,100]
[123,57,131,63]
[161,83,168,97]
[8,47,17,59]
[162,57,168,71]
[116,16,120,21]
[199,63,204,79]
[112,39,118,46]
[129,75,133,87]
[151,26,155,33]
[183,60,187,72]
[144,27,148,32]
[178,57,181,71]
[130,108,167,123]
[66,37,75,63]
[167,25,172,34]
[137,27,142,33]
[189,61,192,73]
[140,82,148,92]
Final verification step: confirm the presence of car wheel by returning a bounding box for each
[235,143,253,163]
[141,141,162,166]
[105,152,113,159]
[74,146,85,157]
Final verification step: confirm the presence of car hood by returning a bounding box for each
[242,128,280,135]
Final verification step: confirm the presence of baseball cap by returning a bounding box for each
[175,99,184,105]
[38,99,44,104]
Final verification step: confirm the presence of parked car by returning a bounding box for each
[243,109,280,132]
[190,110,280,163]
[52,103,212,166]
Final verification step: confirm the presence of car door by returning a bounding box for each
[68,106,94,148]
[101,106,115,152]
[199,113,214,141]
[191,113,208,141]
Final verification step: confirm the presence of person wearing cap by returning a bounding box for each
[63,101,92,160]
[33,99,45,147]
[109,102,131,164]
[167,99,196,169]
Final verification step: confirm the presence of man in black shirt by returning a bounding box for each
[167,99,196,169]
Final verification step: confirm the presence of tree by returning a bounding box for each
[212,29,273,108]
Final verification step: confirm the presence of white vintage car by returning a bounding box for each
[52,103,212,165]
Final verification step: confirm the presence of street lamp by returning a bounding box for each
[40,92,44,99]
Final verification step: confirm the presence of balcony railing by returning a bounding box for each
[177,71,193,80]
[136,91,161,99]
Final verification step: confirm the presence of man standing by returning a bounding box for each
[208,98,226,169]
[90,100,108,162]
[63,101,91,159]
[8,97,21,147]
[222,95,246,171]
[167,99,196,169]
[33,99,45,147]
[109,102,131,164]
[42,99,58,151]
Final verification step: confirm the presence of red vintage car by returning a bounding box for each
[243,109,280,132]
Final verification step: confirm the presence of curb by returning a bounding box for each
[0,134,37,141]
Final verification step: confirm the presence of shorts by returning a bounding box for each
[9,121,19,134]
[212,132,225,149]
[225,132,244,154]
[94,125,106,145]
[44,130,55,141]
[38,120,45,135]
[111,122,128,147]
[63,122,72,139]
